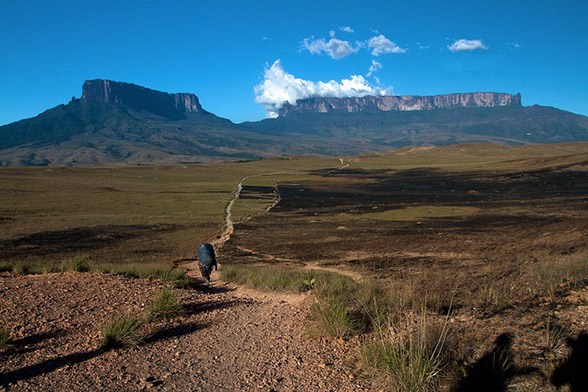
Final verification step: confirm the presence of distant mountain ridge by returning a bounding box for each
[0,79,587,166]
[278,92,521,116]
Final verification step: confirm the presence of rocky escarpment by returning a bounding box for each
[278,92,522,117]
[80,79,205,119]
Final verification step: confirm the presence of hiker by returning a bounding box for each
[198,242,217,285]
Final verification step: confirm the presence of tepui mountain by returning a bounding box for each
[0,79,587,166]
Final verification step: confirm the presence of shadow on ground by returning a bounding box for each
[454,333,538,392]
[551,332,588,392]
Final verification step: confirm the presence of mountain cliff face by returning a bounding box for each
[80,79,204,119]
[278,92,522,116]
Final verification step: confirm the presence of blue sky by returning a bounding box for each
[1,0,587,125]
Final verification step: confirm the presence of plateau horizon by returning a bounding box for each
[2,2,587,126]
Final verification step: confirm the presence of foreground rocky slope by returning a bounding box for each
[0,272,371,391]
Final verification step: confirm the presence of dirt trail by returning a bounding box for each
[210,176,248,250]
[0,171,374,390]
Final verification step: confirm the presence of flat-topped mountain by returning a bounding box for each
[0,80,291,166]
[80,80,204,119]
[0,80,587,166]
[278,92,521,116]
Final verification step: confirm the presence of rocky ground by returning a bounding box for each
[0,271,373,391]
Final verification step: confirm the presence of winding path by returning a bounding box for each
[210,176,248,249]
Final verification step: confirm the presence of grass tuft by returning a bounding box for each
[101,313,144,348]
[544,319,568,350]
[0,325,12,350]
[0,262,13,272]
[12,262,31,275]
[147,287,184,322]
[309,298,357,338]
[61,255,92,272]
[361,311,455,392]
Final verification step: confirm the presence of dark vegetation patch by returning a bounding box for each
[238,185,276,200]
[0,224,183,259]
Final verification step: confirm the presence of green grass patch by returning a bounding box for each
[0,262,13,272]
[101,313,144,348]
[330,206,479,223]
[220,264,356,296]
[147,287,184,322]
[95,263,187,282]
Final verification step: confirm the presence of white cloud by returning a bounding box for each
[329,30,336,38]
[448,39,488,52]
[366,60,382,77]
[254,60,391,117]
[302,37,358,59]
[367,34,406,56]
[507,42,521,50]
[340,26,354,33]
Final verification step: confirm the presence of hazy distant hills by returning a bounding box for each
[1,80,587,166]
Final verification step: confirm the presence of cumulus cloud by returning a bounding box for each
[448,39,488,52]
[340,26,354,33]
[366,60,382,77]
[367,34,406,56]
[302,37,358,59]
[254,60,391,117]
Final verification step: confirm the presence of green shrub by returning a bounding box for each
[147,287,184,322]
[101,313,144,348]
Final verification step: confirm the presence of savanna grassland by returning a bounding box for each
[1,142,587,391]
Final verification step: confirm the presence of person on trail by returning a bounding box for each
[198,243,217,286]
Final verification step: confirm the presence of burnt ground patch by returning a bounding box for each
[223,166,587,310]
[238,185,276,201]
[284,168,588,213]
[0,224,184,259]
